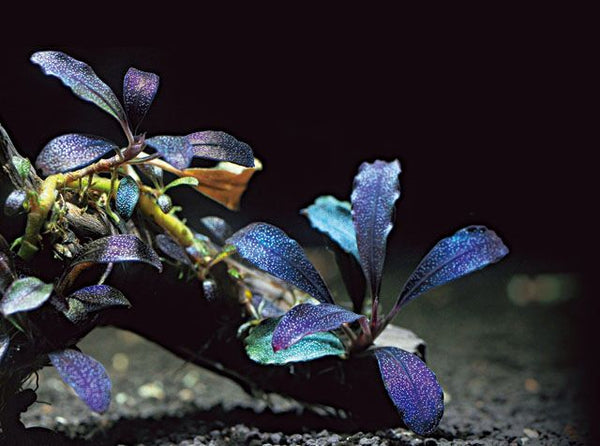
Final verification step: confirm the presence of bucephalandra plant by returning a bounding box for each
[227,160,508,435]
[0,50,508,440]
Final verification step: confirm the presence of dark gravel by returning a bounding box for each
[19,264,589,445]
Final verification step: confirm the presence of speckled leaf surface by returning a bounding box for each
[245,317,345,365]
[302,195,359,261]
[31,51,125,123]
[0,335,9,364]
[0,277,53,316]
[187,131,254,167]
[396,226,509,310]
[70,235,162,272]
[200,216,233,244]
[272,303,364,351]
[64,285,130,324]
[226,223,333,303]
[123,67,159,131]
[163,177,199,191]
[115,176,140,220]
[35,134,119,176]
[351,160,401,298]
[49,349,111,413]
[374,347,444,436]
[146,135,193,170]
[155,234,193,266]
[4,189,27,216]
[137,163,163,186]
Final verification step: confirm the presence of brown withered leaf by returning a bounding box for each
[178,159,262,210]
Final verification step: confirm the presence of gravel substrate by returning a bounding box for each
[17,268,589,445]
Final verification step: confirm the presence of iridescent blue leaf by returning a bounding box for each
[145,135,193,170]
[31,51,125,123]
[63,284,130,323]
[4,189,27,216]
[200,216,233,244]
[0,335,9,364]
[35,134,119,176]
[272,303,364,352]
[123,67,159,131]
[395,226,509,311]
[115,176,140,220]
[226,223,333,303]
[155,234,192,266]
[374,347,444,436]
[187,131,254,167]
[0,277,53,316]
[245,317,345,365]
[351,160,401,299]
[49,349,111,413]
[70,234,162,272]
[302,195,359,261]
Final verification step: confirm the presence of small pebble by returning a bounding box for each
[523,428,539,439]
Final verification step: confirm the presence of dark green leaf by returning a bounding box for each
[0,277,53,316]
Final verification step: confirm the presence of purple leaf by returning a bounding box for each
[70,234,162,272]
[35,134,119,176]
[394,226,509,311]
[351,160,401,301]
[187,131,254,167]
[49,349,111,413]
[123,67,159,131]
[4,189,27,216]
[115,176,140,220]
[374,347,444,436]
[0,277,53,316]
[226,223,333,304]
[31,51,125,124]
[155,234,193,266]
[272,303,364,352]
[146,135,193,170]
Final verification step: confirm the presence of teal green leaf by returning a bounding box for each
[115,176,140,220]
[244,317,345,365]
[31,51,126,124]
[0,276,53,316]
[302,195,359,261]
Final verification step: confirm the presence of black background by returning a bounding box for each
[0,23,595,440]
[1,41,587,273]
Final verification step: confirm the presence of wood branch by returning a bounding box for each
[1,121,426,432]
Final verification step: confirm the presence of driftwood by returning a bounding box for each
[0,123,426,439]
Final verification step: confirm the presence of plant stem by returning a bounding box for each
[17,175,64,260]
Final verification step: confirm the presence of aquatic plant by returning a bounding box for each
[0,51,508,440]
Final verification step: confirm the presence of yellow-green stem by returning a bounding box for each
[17,174,64,260]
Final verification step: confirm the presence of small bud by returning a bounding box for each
[157,194,172,213]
